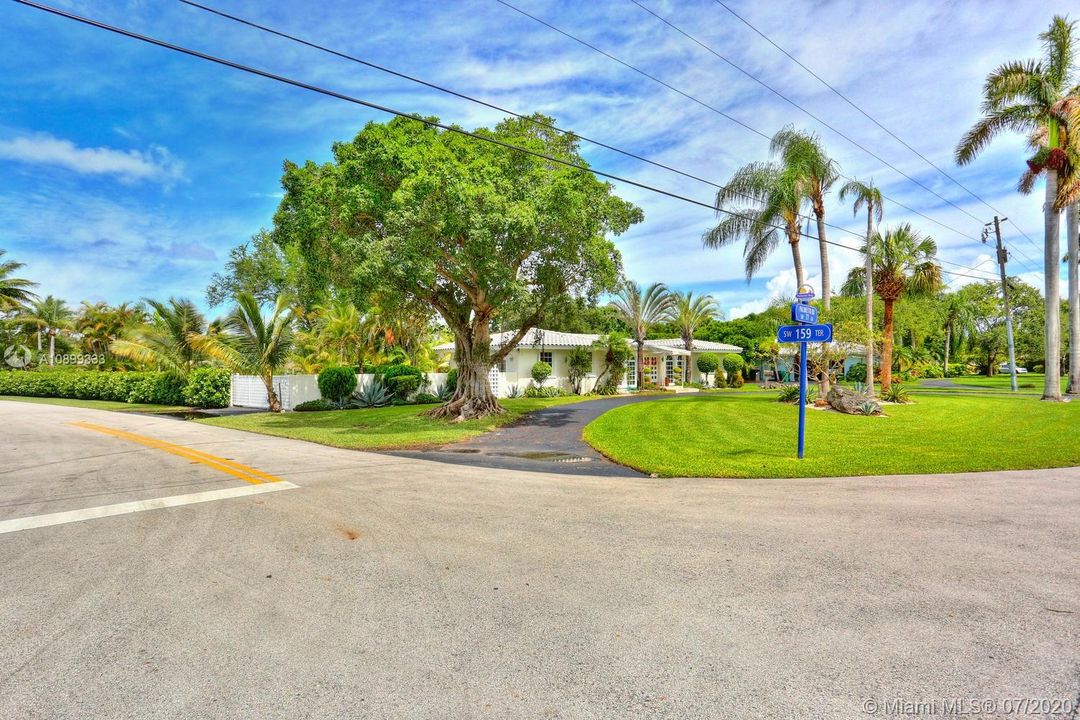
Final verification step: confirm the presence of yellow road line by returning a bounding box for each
[70,421,283,485]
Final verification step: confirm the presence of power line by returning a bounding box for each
[173,0,1003,280]
[706,0,1046,260]
[496,0,1041,275]
[10,0,1001,287]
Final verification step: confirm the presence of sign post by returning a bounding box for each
[776,285,832,460]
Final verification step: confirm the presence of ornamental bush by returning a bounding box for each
[846,362,867,383]
[294,398,336,412]
[445,368,458,393]
[182,368,230,408]
[722,353,744,388]
[531,361,552,386]
[380,364,425,401]
[696,352,720,383]
[318,366,358,404]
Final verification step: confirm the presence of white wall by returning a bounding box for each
[231,372,451,411]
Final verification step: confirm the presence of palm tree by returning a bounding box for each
[956,15,1078,400]
[771,127,840,311]
[110,298,208,375]
[191,293,295,412]
[19,296,72,365]
[941,293,976,377]
[0,250,38,312]
[839,179,884,396]
[702,162,807,287]
[669,291,720,350]
[608,280,673,389]
[76,301,142,356]
[842,224,943,390]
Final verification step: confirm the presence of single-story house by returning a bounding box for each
[760,342,868,382]
[434,328,742,397]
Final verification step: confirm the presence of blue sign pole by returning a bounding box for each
[798,341,807,459]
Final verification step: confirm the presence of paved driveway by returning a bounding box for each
[1,400,1078,719]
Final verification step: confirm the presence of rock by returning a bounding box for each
[826,385,881,415]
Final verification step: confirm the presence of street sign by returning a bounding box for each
[795,284,815,300]
[777,323,833,343]
[790,302,818,324]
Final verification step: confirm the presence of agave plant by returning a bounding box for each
[506,384,523,399]
[858,400,880,416]
[777,385,818,404]
[349,378,392,408]
[881,384,911,404]
[435,383,453,402]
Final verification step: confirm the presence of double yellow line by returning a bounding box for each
[71,421,283,485]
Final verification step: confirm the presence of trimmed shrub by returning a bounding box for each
[380,364,425,401]
[127,373,186,405]
[696,352,719,384]
[531,361,552,386]
[846,362,867,383]
[722,353,745,388]
[0,369,193,405]
[182,368,230,408]
[294,398,336,412]
[412,392,441,405]
[318,366,358,404]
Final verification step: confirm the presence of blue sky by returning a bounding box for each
[0,0,1062,318]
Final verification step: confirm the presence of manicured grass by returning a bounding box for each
[583,393,1080,478]
[943,373,1054,391]
[197,396,593,450]
[0,395,194,413]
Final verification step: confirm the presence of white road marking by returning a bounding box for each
[0,481,299,535]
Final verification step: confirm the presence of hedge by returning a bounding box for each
[0,368,230,408]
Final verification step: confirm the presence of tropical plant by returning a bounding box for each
[531,360,553,387]
[19,295,72,364]
[777,384,817,404]
[75,301,142,358]
[722,353,745,387]
[940,293,977,377]
[435,383,454,402]
[770,126,840,310]
[318,366,359,405]
[955,15,1079,400]
[842,224,943,390]
[380,363,425,401]
[696,352,720,385]
[702,161,807,287]
[566,345,592,394]
[608,280,673,389]
[349,379,392,408]
[189,293,295,412]
[857,400,880,416]
[111,298,209,376]
[505,383,523,399]
[839,178,884,396]
[668,291,719,350]
[593,333,631,394]
[881,384,911,404]
[0,250,38,312]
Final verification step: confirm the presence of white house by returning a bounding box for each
[434,328,742,397]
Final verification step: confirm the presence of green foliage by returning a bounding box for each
[777,385,817,404]
[531,361,553,386]
[696,352,720,377]
[294,398,336,412]
[858,401,880,416]
[593,333,631,394]
[722,354,745,374]
[846,362,867,382]
[566,346,592,394]
[350,379,392,408]
[181,368,230,409]
[882,385,911,404]
[727,369,744,388]
[436,382,454,402]
[412,392,441,405]
[445,368,458,393]
[318,366,358,403]
[524,385,566,398]
[506,384,523,398]
[378,364,425,400]
[127,373,187,405]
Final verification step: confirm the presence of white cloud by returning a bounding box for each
[0,133,185,185]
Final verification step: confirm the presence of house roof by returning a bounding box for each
[435,328,744,354]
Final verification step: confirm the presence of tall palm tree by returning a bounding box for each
[842,224,943,390]
[19,296,72,365]
[702,162,807,287]
[941,293,977,377]
[956,15,1078,400]
[771,126,840,311]
[668,291,720,350]
[110,298,208,375]
[839,179,884,396]
[608,280,673,389]
[191,293,295,412]
[0,250,38,312]
[75,301,142,356]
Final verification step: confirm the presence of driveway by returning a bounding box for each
[1,400,1078,719]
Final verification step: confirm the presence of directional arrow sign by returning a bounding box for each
[790,303,818,324]
[777,323,833,343]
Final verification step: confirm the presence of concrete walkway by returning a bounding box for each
[389,393,698,476]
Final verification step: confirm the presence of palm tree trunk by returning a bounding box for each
[864,211,875,397]
[789,238,806,290]
[263,373,282,413]
[636,340,645,390]
[48,331,55,366]
[943,327,951,377]
[1043,169,1063,400]
[881,299,895,390]
[816,213,830,312]
[1067,202,1079,395]
[36,330,42,352]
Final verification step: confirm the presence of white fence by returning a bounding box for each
[231,372,451,411]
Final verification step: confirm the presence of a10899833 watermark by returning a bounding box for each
[861,696,1076,716]
[3,345,107,368]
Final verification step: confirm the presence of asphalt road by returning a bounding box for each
[2,400,1078,719]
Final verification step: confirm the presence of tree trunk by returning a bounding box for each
[636,340,645,390]
[943,327,951,377]
[816,212,831,312]
[48,332,55,366]
[426,325,503,421]
[788,236,805,291]
[880,299,895,391]
[1067,202,1079,395]
[864,210,876,397]
[263,374,282,413]
[36,330,42,353]
[1044,169,1063,400]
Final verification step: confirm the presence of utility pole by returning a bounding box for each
[984,216,1018,392]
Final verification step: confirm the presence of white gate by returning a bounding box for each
[488,366,500,396]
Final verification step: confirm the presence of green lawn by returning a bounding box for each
[941,373,1055,391]
[0,395,194,413]
[197,395,592,450]
[583,393,1080,478]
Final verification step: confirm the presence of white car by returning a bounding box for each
[997,363,1028,374]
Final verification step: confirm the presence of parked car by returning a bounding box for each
[997,363,1028,374]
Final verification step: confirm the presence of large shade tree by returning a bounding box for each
[608,281,673,388]
[842,224,943,390]
[273,115,642,419]
[956,15,1078,400]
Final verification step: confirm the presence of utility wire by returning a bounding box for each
[706,0,1045,260]
[10,0,1001,286]
[497,0,1040,274]
[173,0,1001,280]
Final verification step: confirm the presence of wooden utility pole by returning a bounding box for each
[986,216,1018,392]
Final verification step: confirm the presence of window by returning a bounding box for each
[539,351,553,366]
[626,357,636,388]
